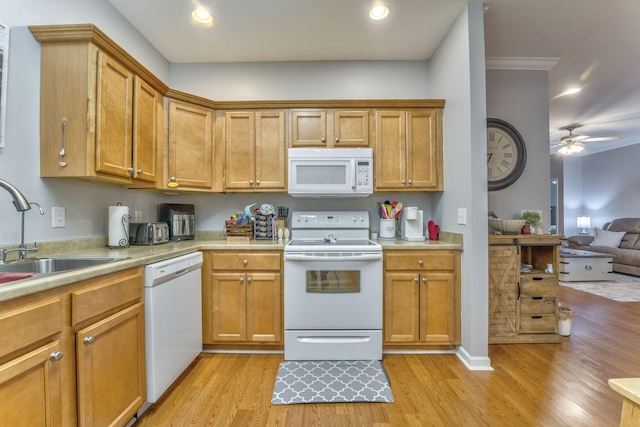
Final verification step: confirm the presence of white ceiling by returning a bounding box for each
[109,0,640,156]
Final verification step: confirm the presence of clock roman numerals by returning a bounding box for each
[487,119,527,191]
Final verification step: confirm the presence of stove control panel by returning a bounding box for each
[291,211,369,229]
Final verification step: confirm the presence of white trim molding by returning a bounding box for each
[456,346,493,371]
[486,56,560,71]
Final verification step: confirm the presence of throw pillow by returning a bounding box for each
[590,227,626,248]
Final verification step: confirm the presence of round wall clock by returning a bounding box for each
[486,118,527,191]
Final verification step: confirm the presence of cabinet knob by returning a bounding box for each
[422,277,427,283]
[335,137,339,143]
[137,169,143,174]
[321,137,326,143]
[127,167,134,175]
[83,336,95,345]
[256,180,260,185]
[247,277,252,284]
[408,179,413,185]
[239,277,244,283]
[249,180,254,185]
[49,351,64,361]
[418,259,424,265]
[243,259,249,266]
[414,277,419,282]
[401,179,406,185]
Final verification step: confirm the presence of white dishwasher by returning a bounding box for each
[143,252,203,408]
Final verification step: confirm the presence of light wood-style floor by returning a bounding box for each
[134,285,639,426]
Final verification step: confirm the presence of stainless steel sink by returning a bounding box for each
[0,256,127,275]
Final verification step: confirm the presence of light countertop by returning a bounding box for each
[0,234,462,303]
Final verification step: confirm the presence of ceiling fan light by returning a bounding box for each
[558,143,585,155]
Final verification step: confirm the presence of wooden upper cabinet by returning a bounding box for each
[95,53,133,179]
[167,100,215,190]
[33,29,162,187]
[374,109,442,191]
[223,110,286,192]
[290,109,369,147]
[132,77,160,183]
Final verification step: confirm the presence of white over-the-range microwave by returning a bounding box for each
[288,148,373,197]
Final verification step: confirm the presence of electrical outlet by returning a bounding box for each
[457,208,467,225]
[52,207,66,228]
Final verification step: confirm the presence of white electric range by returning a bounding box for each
[283,211,383,360]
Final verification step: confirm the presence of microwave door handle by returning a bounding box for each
[351,159,356,189]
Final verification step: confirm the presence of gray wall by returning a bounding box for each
[563,143,640,235]
[486,70,552,231]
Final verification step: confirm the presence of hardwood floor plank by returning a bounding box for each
[135,285,637,426]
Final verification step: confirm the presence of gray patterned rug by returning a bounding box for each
[560,273,640,302]
[271,360,394,405]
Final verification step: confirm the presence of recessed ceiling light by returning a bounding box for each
[192,7,213,25]
[369,5,389,20]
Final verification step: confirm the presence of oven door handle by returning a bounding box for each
[284,253,383,262]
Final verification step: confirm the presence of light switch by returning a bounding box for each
[52,207,66,228]
[457,208,466,225]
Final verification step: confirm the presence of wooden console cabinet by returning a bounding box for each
[488,235,563,343]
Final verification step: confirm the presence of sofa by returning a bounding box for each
[567,217,640,276]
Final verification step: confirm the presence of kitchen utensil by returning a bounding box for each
[393,202,403,218]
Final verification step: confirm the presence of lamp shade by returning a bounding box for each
[577,216,591,229]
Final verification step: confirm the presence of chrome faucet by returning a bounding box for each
[0,179,43,263]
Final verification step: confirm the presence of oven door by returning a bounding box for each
[284,252,383,330]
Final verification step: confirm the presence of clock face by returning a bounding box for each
[487,118,527,191]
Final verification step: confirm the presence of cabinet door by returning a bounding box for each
[76,303,145,427]
[407,110,439,190]
[211,273,247,342]
[95,52,133,179]
[225,112,256,190]
[488,245,519,337]
[334,110,369,147]
[375,110,407,190]
[384,272,419,343]
[246,272,282,343]
[132,76,159,183]
[255,111,287,190]
[290,110,327,146]
[420,272,456,344]
[0,340,63,427]
[167,101,213,189]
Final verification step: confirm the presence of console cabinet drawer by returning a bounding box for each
[0,298,62,358]
[519,314,557,333]
[520,276,556,296]
[520,296,557,314]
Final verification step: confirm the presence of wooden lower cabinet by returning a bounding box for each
[76,303,145,427]
[0,267,146,426]
[383,250,460,348]
[203,251,282,348]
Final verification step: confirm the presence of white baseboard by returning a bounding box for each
[456,346,493,371]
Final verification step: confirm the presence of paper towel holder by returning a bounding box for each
[108,202,131,248]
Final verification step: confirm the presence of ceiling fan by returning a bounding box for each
[552,125,622,155]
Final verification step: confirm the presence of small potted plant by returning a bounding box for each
[521,211,541,234]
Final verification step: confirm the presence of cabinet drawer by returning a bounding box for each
[0,298,62,358]
[385,251,454,271]
[71,269,143,326]
[520,276,557,296]
[520,296,557,314]
[519,314,557,333]
[212,252,281,271]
